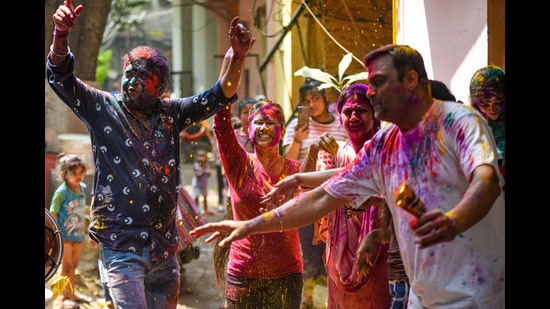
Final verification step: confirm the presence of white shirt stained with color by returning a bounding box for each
[323,100,505,309]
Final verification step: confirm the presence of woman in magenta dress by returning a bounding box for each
[212,100,304,309]
[300,84,391,308]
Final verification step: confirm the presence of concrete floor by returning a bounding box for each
[46,162,327,309]
[177,162,327,309]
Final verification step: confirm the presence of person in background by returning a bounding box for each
[180,119,215,161]
[283,78,349,161]
[181,118,224,213]
[212,100,304,308]
[469,65,505,188]
[234,97,258,153]
[283,78,349,308]
[429,79,458,102]
[294,83,392,308]
[47,1,255,307]
[191,44,505,309]
[192,149,213,215]
[49,153,89,308]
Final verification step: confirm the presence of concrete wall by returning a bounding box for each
[395,0,504,103]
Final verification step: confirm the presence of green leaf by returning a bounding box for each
[338,53,353,81]
[294,67,336,85]
[294,54,368,94]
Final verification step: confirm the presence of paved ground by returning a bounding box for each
[46,162,327,309]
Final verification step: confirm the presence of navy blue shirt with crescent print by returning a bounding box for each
[47,54,237,262]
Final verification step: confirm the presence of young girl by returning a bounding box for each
[49,153,88,307]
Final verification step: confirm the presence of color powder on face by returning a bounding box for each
[249,104,283,148]
[122,62,161,104]
[143,75,159,95]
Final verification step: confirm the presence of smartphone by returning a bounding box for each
[297,106,310,129]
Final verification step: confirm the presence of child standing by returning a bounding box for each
[49,153,88,308]
[192,149,213,215]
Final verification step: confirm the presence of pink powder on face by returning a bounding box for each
[249,104,283,148]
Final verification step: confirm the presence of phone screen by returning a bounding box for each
[297,106,310,128]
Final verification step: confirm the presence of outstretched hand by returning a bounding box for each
[228,16,256,59]
[53,0,84,33]
[190,220,250,248]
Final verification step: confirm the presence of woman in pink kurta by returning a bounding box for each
[213,100,304,309]
[302,84,391,309]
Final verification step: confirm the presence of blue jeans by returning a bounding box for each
[389,279,410,309]
[99,243,180,309]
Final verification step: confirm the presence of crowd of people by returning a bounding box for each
[47,1,504,308]
[190,44,505,309]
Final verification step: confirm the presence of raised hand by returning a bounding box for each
[228,16,256,60]
[52,0,84,33]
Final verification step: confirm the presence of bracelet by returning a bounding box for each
[273,209,283,233]
[308,153,318,162]
[443,213,457,236]
[53,29,69,39]
[293,137,301,143]
[50,44,70,58]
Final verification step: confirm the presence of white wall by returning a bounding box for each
[192,4,219,94]
[395,0,489,103]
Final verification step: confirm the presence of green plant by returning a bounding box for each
[294,53,368,94]
[96,49,113,85]
[110,0,150,32]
